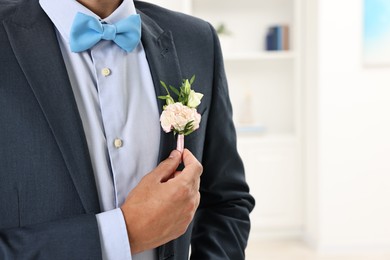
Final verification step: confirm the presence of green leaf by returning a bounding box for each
[158,95,168,100]
[184,80,191,95]
[166,96,175,105]
[190,75,196,85]
[160,80,170,95]
[160,80,167,89]
[178,95,185,104]
[184,121,194,131]
[184,129,195,136]
[169,85,180,96]
[184,124,195,135]
[173,129,181,135]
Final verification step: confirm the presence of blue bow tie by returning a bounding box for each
[70,12,141,53]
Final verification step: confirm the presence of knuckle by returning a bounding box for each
[195,162,203,175]
[172,183,190,199]
[187,199,197,213]
[196,191,201,205]
[184,195,200,217]
[179,185,192,198]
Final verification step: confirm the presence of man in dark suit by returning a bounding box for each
[0,0,255,259]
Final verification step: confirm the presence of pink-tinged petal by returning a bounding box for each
[160,111,173,133]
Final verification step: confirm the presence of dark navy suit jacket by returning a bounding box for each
[0,0,255,259]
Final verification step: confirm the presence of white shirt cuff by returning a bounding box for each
[96,208,132,260]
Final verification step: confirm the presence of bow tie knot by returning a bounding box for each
[70,12,141,53]
[101,24,117,41]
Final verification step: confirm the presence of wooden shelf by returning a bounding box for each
[237,133,298,142]
[224,51,295,61]
[236,124,267,134]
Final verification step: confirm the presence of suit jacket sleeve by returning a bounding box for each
[190,24,256,260]
[0,214,102,260]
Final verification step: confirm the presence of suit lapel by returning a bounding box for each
[3,0,100,214]
[138,9,183,260]
[139,10,183,163]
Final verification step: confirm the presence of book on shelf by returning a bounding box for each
[265,25,289,51]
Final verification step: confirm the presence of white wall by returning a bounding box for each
[305,0,390,253]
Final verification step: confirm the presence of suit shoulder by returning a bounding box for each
[0,0,22,21]
[135,1,213,38]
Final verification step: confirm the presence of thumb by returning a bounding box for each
[152,150,182,182]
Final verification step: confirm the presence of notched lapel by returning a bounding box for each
[3,0,100,214]
[138,10,186,260]
[139,11,183,162]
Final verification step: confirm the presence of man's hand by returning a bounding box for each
[120,149,203,254]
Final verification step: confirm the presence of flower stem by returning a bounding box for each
[177,134,184,153]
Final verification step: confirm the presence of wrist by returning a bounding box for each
[120,205,143,254]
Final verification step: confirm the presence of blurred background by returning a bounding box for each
[141,0,390,259]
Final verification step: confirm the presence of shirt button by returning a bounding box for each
[101,68,111,77]
[114,138,123,148]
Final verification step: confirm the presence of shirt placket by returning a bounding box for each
[91,43,125,208]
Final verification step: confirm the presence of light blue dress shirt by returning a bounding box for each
[39,0,160,259]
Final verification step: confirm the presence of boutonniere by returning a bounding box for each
[158,75,204,152]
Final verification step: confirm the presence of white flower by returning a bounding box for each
[187,90,204,108]
[160,102,201,134]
